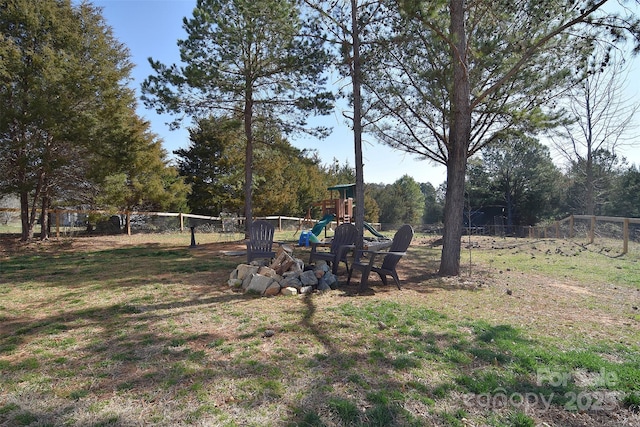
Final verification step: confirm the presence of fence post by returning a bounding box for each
[569,215,574,239]
[589,216,595,244]
[179,213,184,232]
[55,209,60,239]
[623,218,629,254]
[126,211,131,236]
[278,216,282,231]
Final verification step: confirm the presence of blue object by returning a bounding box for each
[299,231,311,246]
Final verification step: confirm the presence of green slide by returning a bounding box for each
[363,221,386,238]
[311,214,335,236]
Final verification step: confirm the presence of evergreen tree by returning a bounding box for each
[175,117,244,216]
[142,0,333,234]
[481,136,562,226]
[608,165,640,217]
[420,182,443,224]
[174,115,328,217]
[95,116,189,214]
[0,0,136,240]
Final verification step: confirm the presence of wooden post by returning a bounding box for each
[55,209,60,239]
[589,216,595,244]
[623,218,629,254]
[569,215,574,239]
[179,213,184,232]
[278,216,282,231]
[126,211,131,236]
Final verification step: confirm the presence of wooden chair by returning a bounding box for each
[309,223,357,275]
[347,224,414,290]
[246,220,276,263]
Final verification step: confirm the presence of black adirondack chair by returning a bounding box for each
[246,220,276,263]
[347,224,414,290]
[309,223,358,275]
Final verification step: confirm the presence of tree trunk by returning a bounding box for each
[440,145,467,276]
[351,0,365,253]
[585,151,595,215]
[244,94,254,239]
[20,191,31,241]
[439,0,471,276]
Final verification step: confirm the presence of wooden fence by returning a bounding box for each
[0,208,381,238]
[529,214,640,254]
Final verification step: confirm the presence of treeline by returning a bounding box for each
[3,0,640,247]
[0,1,189,240]
[465,138,640,227]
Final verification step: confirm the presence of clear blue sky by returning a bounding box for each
[92,0,639,187]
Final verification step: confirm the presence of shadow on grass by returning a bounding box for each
[0,244,239,289]
[2,240,638,426]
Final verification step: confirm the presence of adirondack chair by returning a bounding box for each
[309,223,358,275]
[347,224,414,290]
[246,220,276,263]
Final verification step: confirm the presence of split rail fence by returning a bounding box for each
[0,208,380,238]
[528,214,640,255]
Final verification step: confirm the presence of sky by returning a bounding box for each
[91,0,639,187]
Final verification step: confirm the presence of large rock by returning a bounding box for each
[317,281,331,291]
[245,274,275,294]
[281,275,302,289]
[264,282,281,296]
[237,264,259,281]
[300,270,318,286]
[258,266,278,278]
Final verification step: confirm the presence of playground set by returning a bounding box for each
[298,183,387,246]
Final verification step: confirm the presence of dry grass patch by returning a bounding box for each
[0,233,639,426]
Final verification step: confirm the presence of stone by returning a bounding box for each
[229,269,239,280]
[314,260,328,269]
[300,286,314,294]
[264,282,281,296]
[281,275,302,289]
[258,266,278,278]
[281,287,298,296]
[237,264,259,281]
[317,281,331,291]
[246,274,275,294]
[300,270,318,286]
[324,272,337,286]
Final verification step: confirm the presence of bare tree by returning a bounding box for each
[552,48,639,215]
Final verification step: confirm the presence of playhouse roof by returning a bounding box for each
[327,183,355,199]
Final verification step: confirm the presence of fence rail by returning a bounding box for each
[0,208,381,237]
[3,208,637,254]
[529,214,640,254]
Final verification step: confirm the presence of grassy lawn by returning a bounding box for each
[0,233,639,426]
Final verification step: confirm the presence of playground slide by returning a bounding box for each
[364,221,387,239]
[311,213,335,236]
